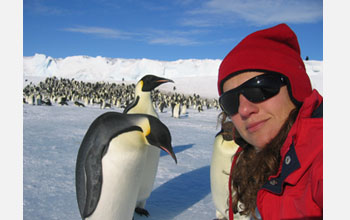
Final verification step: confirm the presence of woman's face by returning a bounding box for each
[222,71,296,150]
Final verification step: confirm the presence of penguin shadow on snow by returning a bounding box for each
[137,165,211,219]
[160,144,194,157]
[178,113,189,119]
[173,112,189,119]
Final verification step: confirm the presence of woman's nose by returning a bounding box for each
[237,94,259,119]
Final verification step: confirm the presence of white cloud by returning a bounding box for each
[145,29,205,46]
[148,37,199,46]
[63,26,134,39]
[181,19,217,28]
[183,0,322,26]
[63,26,201,46]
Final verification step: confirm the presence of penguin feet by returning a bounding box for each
[135,207,150,217]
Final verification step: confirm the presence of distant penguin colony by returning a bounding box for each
[23,76,220,115]
[75,112,177,220]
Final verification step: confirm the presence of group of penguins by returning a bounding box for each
[23,75,220,119]
[24,74,248,220]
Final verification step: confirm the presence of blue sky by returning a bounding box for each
[24,0,323,61]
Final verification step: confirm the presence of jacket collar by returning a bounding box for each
[281,89,323,159]
[261,89,323,194]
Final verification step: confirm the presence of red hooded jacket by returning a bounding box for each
[229,90,323,220]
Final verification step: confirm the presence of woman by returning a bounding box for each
[217,24,323,220]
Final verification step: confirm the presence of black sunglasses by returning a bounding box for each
[219,73,287,116]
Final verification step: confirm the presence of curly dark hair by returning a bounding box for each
[218,107,299,219]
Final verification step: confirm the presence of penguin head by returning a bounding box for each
[215,121,234,141]
[145,115,177,164]
[139,75,174,92]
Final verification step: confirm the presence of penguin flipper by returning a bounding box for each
[135,207,150,217]
[76,139,107,218]
[123,96,140,113]
[82,144,106,217]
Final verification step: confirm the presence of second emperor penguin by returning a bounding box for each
[210,121,250,220]
[75,112,177,220]
[123,74,174,215]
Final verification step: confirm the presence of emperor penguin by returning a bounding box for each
[84,96,89,106]
[159,101,166,113]
[172,102,181,118]
[35,93,42,105]
[75,112,177,220]
[74,101,85,107]
[123,74,174,215]
[27,93,35,105]
[210,121,250,220]
[180,101,187,115]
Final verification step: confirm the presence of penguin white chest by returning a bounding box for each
[210,135,239,219]
[136,145,160,207]
[87,131,148,220]
[173,103,180,118]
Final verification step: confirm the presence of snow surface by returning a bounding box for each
[23,54,323,220]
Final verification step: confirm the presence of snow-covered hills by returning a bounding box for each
[23,54,323,98]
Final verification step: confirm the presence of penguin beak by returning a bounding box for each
[152,77,174,89]
[159,145,177,164]
[152,77,174,88]
[156,78,174,84]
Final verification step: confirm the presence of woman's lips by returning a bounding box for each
[246,119,268,133]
